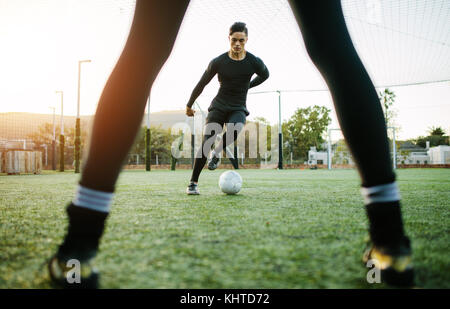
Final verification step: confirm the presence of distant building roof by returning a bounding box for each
[398,141,426,152]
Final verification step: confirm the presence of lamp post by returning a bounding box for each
[146,95,151,171]
[75,59,91,173]
[56,91,64,171]
[388,126,397,170]
[277,90,283,169]
[49,106,56,170]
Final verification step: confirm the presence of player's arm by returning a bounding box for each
[186,60,217,116]
[249,57,269,89]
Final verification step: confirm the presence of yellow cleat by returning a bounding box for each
[363,238,414,287]
[48,255,99,289]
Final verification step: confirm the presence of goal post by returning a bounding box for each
[327,127,397,170]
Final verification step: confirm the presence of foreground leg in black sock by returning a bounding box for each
[49,203,108,289]
[288,0,413,286]
[48,0,190,288]
[365,201,406,247]
[57,203,108,261]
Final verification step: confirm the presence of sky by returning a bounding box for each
[0,0,449,140]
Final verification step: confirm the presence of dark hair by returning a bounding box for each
[229,22,248,36]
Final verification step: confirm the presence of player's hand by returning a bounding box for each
[186,106,196,117]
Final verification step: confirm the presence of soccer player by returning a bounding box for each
[185,22,269,195]
[48,0,413,288]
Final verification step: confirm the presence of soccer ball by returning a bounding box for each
[218,170,243,195]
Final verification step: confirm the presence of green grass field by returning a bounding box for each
[0,168,449,289]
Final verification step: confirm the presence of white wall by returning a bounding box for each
[428,146,450,164]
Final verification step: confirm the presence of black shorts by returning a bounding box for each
[205,109,246,127]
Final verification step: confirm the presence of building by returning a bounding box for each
[428,145,450,164]
[308,147,329,165]
[397,142,450,165]
[0,139,36,151]
[397,141,429,165]
[399,152,430,164]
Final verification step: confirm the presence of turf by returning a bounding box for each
[0,168,448,288]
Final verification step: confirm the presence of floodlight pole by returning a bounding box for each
[277,90,283,169]
[50,106,56,170]
[56,91,64,172]
[145,95,151,171]
[234,134,239,169]
[327,129,331,170]
[75,59,91,173]
[388,126,397,170]
[392,127,397,170]
[41,144,48,166]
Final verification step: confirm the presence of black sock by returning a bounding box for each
[365,201,406,247]
[229,157,239,169]
[57,203,108,260]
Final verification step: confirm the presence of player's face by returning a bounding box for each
[229,32,248,53]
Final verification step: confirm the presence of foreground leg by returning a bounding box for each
[49,0,190,288]
[288,0,413,286]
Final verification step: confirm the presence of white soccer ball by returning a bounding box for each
[218,170,243,195]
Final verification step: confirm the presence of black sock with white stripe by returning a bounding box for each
[73,185,113,213]
[58,185,112,259]
[361,182,406,247]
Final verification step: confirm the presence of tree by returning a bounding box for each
[27,122,58,146]
[282,105,331,162]
[27,122,88,166]
[129,126,177,165]
[378,88,397,128]
[414,126,449,148]
[332,139,352,165]
[252,117,270,126]
[27,123,58,167]
[428,126,446,136]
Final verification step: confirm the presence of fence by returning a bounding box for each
[0,150,42,174]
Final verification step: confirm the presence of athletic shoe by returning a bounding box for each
[186,182,200,195]
[362,236,414,287]
[48,203,106,289]
[48,234,100,289]
[208,155,220,170]
[48,254,99,289]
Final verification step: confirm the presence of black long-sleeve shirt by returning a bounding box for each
[187,51,269,116]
